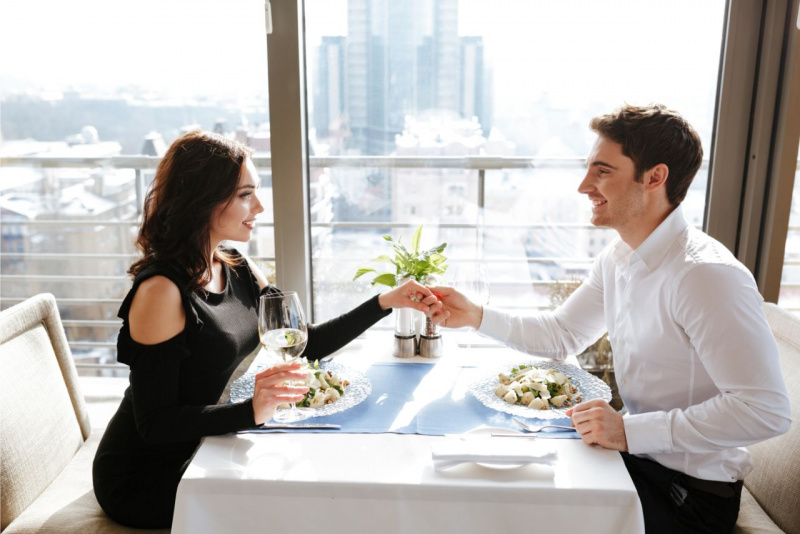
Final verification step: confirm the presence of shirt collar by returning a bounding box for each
[610,204,689,273]
[632,204,689,272]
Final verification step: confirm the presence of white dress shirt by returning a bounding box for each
[479,205,791,482]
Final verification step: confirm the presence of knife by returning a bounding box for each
[238,423,341,433]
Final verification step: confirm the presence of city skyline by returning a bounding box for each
[3,1,724,117]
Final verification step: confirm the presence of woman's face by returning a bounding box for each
[209,158,264,245]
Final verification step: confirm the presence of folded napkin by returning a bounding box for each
[431,438,558,471]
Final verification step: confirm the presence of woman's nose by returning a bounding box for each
[254,191,265,214]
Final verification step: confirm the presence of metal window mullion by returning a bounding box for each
[705,0,764,255]
[62,320,122,327]
[736,0,791,273]
[2,274,129,281]
[757,0,800,301]
[706,0,800,304]
[267,0,314,318]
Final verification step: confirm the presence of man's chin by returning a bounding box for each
[590,216,608,228]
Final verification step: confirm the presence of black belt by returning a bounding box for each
[683,475,743,499]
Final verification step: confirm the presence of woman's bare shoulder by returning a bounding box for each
[129,275,186,344]
[243,255,269,290]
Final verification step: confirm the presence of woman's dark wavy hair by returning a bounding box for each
[129,130,253,291]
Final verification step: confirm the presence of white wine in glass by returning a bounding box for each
[258,291,308,422]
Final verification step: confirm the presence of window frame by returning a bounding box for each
[267,0,800,320]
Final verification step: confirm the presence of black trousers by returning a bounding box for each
[621,453,742,534]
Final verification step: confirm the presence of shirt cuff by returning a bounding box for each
[477,306,506,340]
[624,411,673,455]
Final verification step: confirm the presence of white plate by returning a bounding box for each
[229,361,371,421]
[469,360,612,420]
[465,427,529,470]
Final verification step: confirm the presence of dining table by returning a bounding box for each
[171,330,645,534]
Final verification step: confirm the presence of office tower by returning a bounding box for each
[460,35,490,133]
[315,36,346,139]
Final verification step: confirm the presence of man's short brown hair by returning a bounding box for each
[590,104,703,206]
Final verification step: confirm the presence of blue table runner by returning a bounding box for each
[254,362,579,438]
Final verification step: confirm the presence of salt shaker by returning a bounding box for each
[393,276,417,358]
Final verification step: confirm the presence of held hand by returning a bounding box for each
[567,399,628,451]
[378,279,442,316]
[426,285,483,329]
[252,361,310,425]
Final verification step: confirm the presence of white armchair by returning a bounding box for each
[0,293,168,533]
[734,303,800,533]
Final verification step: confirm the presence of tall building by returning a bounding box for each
[317,0,489,155]
[433,0,460,114]
[314,36,346,139]
[310,0,492,228]
[460,35,490,132]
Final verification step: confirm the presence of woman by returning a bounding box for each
[93,131,440,528]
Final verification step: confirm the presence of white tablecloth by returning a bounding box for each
[173,333,644,534]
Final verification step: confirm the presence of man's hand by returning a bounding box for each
[567,399,628,451]
[426,285,483,329]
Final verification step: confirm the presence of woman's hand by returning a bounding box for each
[252,361,310,425]
[378,279,442,316]
[426,285,483,329]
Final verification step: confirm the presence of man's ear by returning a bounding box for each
[645,163,669,190]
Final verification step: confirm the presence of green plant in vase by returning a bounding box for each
[353,225,449,287]
[353,226,449,358]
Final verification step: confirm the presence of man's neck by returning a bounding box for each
[618,205,676,250]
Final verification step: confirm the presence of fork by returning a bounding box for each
[513,418,575,433]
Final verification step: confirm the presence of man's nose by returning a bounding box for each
[577,172,594,194]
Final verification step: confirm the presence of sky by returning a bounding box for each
[0,0,726,141]
[0,0,270,99]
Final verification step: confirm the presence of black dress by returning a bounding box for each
[93,252,390,528]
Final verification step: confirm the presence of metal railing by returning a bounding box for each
[3,154,797,372]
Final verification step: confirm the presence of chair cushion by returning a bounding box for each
[733,487,783,533]
[0,322,84,529]
[3,433,169,534]
[742,304,800,533]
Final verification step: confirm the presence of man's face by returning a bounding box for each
[578,136,648,235]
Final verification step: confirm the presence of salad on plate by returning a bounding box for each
[495,364,582,410]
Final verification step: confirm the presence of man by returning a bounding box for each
[431,104,791,533]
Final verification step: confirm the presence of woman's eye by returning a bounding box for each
[240,192,253,199]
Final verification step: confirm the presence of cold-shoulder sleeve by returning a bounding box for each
[116,264,256,444]
[124,334,255,444]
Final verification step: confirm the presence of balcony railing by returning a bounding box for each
[4,153,794,374]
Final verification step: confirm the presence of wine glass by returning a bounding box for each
[258,291,309,422]
[453,262,490,307]
[452,263,490,347]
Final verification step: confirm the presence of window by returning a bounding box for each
[0,0,273,374]
[304,0,726,321]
